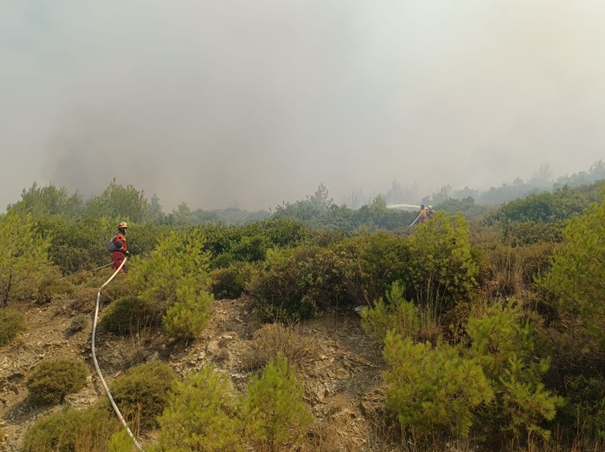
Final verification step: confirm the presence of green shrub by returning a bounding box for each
[241,356,313,449]
[405,212,478,314]
[0,207,53,306]
[361,282,419,343]
[242,323,317,371]
[249,246,349,322]
[0,307,27,346]
[163,286,213,340]
[129,229,211,306]
[100,296,160,335]
[466,301,564,440]
[209,262,253,299]
[108,361,177,430]
[26,359,89,405]
[540,195,605,356]
[501,221,565,246]
[336,232,410,307]
[154,364,240,451]
[108,429,135,452]
[22,406,119,452]
[383,333,493,438]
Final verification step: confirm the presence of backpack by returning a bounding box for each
[107,237,117,252]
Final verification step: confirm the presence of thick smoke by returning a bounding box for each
[2,0,605,210]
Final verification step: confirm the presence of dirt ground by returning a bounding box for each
[0,297,389,451]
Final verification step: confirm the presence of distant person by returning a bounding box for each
[427,205,435,220]
[110,222,130,273]
[417,204,428,224]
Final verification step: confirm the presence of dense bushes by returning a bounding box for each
[249,246,350,321]
[108,361,178,430]
[0,307,27,346]
[209,262,253,300]
[26,359,89,405]
[22,406,119,452]
[101,296,160,335]
[377,300,563,441]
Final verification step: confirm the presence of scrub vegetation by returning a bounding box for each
[3,167,605,451]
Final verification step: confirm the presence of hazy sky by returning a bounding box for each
[2,0,605,210]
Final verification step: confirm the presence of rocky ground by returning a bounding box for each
[0,296,390,452]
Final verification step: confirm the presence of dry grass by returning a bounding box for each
[242,322,318,371]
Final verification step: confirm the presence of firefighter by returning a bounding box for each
[427,205,435,220]
[111,221,130,273]
[417,204,428,224]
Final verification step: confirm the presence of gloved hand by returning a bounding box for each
[124,250,131,257]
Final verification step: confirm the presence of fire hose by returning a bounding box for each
[91,257,144,451]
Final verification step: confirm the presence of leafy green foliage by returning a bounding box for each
[163,288,213,340]
[361,282,418,342]
[108,429,135,452]
[383,333,493,437]
[241,356,313,448]
[22,406,119,452]
[108,361,178,430]
[10,182,83,218]
[0,307,26,346]
[154,364,240,452]
[209,262,254,299]
[405,212,478,312]
[501,221,565,246]
[486,182,603,225]
[466,301,564,440]
[0,207,53,306]
[83,179,158,223]
[100,296,160,335]
[129,230,210,305]
[249,246,349,321]
[337,232,410,307]
[26,359,88,405]
[540,195,605,355]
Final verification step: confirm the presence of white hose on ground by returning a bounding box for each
[91,257,144,452]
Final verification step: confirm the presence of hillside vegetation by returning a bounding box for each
[1,176,605,451]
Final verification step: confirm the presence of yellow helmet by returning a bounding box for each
[428,205,433,210]
[118,222,128,229]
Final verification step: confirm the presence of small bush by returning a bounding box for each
[163,286,213,340]
[242,323,317,371]
[36,268,73,304]
[108,361,178,430]
[108,429,135,452]
[26,359,89,405]
[0,307,27,347]
[361,282,419,343]
[154,364,240,451]
[241,356,313,449]
[210,262,253,300]
[249,246,349,322]
[383,333,493,438]
[22,405,119,452]
[101,296,160,336]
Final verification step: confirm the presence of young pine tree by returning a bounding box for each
[241,356,313,450]
[0,207,53,306]
[154,364,240,452]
